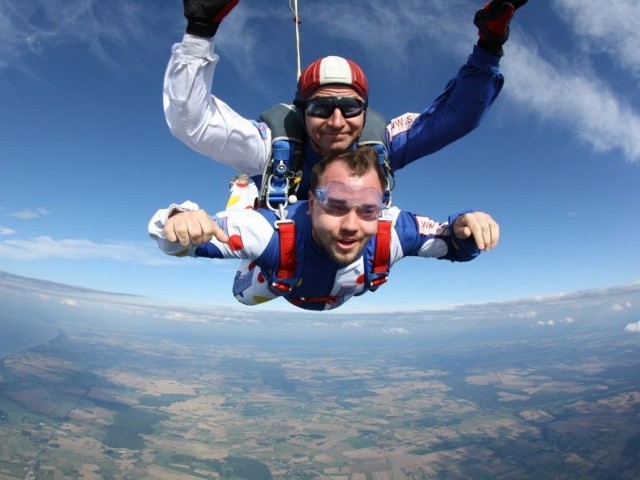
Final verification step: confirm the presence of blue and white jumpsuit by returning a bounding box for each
[149,201,482,311]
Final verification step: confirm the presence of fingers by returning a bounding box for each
[164,210,222,246]
[455,212,500,251]
[204,219,229,243]
[164,215,201,246]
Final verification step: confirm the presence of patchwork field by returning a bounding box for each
[1,325,640,479]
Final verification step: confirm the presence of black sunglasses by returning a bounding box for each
[300,96,366,119]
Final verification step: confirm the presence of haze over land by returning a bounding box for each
[1,272,640,478]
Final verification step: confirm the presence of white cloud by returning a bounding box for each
[341,320,364,328]
[0,235,170,265]
[0,226,15,235]
[534,316,576,327]
[552,0,640,77]
[625,321,640,333]
[612,301,632,311]
[509,310,537,319]
[495,0,640,164]
[60,298,78,307]
[504,41,640,163]
[383,327,410,335]
[0,0,170,72]
[7,207,51,219]
[310,321,331,327]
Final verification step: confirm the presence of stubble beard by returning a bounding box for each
[326,239,366,267]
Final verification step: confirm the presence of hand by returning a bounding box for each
[164,210,229,247]
[453,212,499,251]
[474,0,527,56]
[183,0,239,38]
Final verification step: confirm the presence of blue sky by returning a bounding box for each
[1,0,639,314]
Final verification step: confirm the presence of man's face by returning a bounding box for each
[304,86,366,157]
[309,160,383,266]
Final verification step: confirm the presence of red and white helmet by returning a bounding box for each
[295,56,368,101]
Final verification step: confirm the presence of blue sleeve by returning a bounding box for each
[254,234,281,274]
[388,46,504,170]
[194,243,224,258]
[393,210,481,262]
[445,212,481,262]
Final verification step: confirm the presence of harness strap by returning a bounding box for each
[270,216,392,298]
[370,219,392,288]
[270,221,297,293]
[289,295,338,306]
[256,104,392,208]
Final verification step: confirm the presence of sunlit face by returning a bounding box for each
[304,86,366,157]
[308,160,383,266]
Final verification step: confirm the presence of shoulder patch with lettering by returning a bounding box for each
[386,112,420,139]
[414,215,439,236]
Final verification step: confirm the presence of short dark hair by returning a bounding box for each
[310,147,386,192]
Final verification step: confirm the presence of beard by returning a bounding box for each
[322,236,368,267]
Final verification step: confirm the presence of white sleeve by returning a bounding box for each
[162,34,270,177]
[147,201,200,256]
[212,209,275,259]
[148,203,274,260]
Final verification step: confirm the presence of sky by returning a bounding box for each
[0,0,639,315]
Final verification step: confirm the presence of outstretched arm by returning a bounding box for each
[149,202,275,260]
[384,208,499,264]
[452,212,500,251]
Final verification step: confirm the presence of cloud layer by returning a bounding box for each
[0,236,169,265]
[2,271,638,335]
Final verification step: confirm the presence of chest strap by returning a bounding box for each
[370,219,392,290]
[269,220,297,294]
[270,218,392,298]
[288,296,338,306]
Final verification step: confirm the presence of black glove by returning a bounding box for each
[474,0,527,56]
[184,0,239,38]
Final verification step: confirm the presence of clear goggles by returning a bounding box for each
[313,181,384,221]
[303,96,366,119]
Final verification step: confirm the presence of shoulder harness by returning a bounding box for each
[269,218,393,305]
[255,103,395,212]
